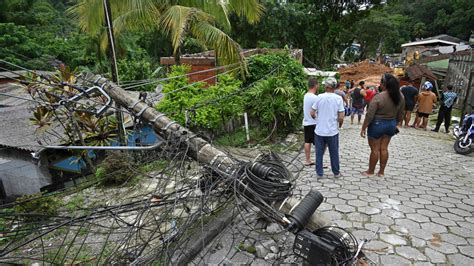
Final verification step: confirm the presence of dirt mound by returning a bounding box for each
[339,60,393,83]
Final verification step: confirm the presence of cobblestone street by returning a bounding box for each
[300,121,474,265]
[194,117,474,265]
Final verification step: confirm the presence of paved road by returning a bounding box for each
[194,118,474,265]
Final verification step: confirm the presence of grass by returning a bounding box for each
[214,127,274,147]
[64,194,85,212]
[237,242,256,254]
[44,245,94,265]
[139,160,168,173]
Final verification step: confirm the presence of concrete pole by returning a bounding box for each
[92,75,329,230]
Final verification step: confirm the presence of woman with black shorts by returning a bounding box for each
[360,74,404,177]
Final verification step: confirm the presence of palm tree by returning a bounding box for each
[69,0,263,70]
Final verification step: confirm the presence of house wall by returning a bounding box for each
[0,150,52,202]
[160,57,217,85]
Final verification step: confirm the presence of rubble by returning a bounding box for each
[339,60,393,83]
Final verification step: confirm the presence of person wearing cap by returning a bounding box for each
[412,81,437,129]
[310,77,345,178]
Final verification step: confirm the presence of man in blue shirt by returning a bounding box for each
[432,85,457,133]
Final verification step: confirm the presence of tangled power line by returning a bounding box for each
[0,59,361,265]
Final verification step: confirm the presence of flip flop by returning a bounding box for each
[377,173,385,177]
[304,161,315,166]
[361,171,374,177]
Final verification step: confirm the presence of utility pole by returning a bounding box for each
[91,74,329,231]
[103,0,127,145]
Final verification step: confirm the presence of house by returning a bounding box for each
[0,83,57,202]
[160,48,303,85]
[401,34,470,65]
[0,82,161,202]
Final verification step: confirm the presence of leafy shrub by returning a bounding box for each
[95,151,135,186]
[118,57,161,91]
[156,51,306,142]
[14,193,62,217]
[156,65,243,131]
[245,51,306,91]
[244,76,304,133]
[242,52,306,135]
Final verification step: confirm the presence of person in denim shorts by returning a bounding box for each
[360,74,404,177]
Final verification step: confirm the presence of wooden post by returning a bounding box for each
[92,75,329,229]
[103,0,126,145]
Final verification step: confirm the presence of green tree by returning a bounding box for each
[352,9,409,58]
[230,1,382,68]
[69,0,264,68]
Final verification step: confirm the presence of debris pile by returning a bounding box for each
[339,60,393,83]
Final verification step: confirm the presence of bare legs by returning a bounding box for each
[362,138,381,176]
[304,143,313,164]
[411,113,420,127]
[351,113,362,125]
[378,136,392,176]
[421,117,429,129]
[404,111,411,127]
[362,136,392,176]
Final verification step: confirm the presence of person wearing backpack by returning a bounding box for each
[432,85,457,133]
[350,81,365,124]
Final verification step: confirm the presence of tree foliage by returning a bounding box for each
[156,51,306,138]
[156,65,244,131]
[230,0,473,66]
[69,0,263,69]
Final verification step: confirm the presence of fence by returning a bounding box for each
[444,49,474,115]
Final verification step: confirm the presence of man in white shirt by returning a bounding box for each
[310,77,345,178]
[302,78,319,166]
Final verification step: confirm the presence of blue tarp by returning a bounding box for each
[50,124,160,173]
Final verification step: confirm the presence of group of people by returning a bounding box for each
[303,73,457,178]
[400,80,458,133]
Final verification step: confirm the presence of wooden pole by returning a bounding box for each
[92,75,329,230]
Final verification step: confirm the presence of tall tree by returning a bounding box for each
[69,0,263,69]
[230,0,383,68]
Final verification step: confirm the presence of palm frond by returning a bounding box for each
[228,0,264,24]
[160,5,200,53]
[67,0,104,35]
[190,21,246,70]
[177,0,231,30]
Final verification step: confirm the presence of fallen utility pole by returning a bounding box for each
[91,74,329,229]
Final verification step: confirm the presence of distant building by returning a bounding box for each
[401,34,470,65]
[160,48,303,85]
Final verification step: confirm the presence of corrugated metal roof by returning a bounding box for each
[401,34,463,47]
[0,84,61,152]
